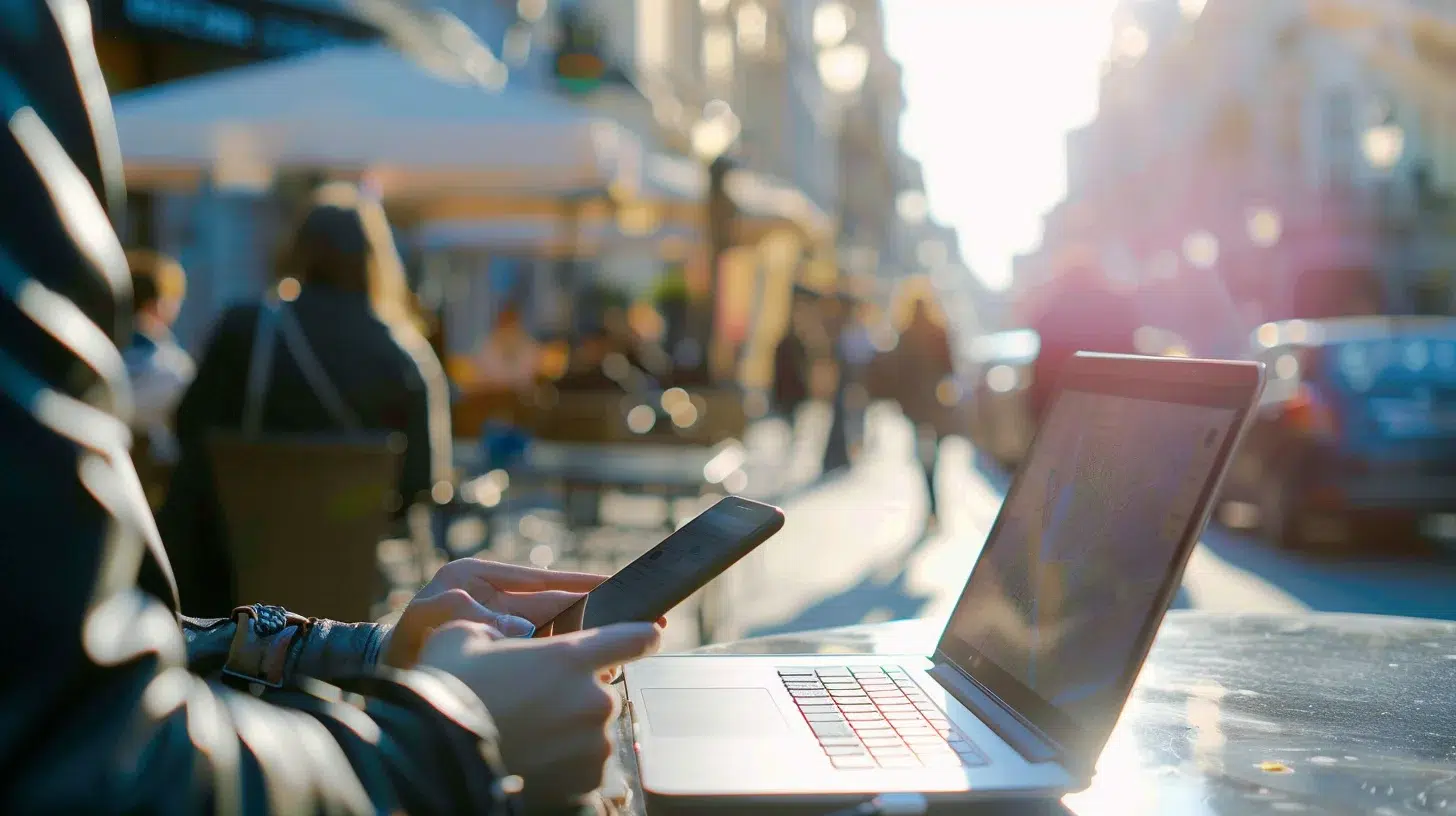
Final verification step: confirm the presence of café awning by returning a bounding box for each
[111,44,639,197]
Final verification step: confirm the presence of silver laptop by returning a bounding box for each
[624,353,1266,810]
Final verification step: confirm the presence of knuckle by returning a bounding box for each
[586,685,616,721]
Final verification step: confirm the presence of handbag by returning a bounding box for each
[241,298,363,437]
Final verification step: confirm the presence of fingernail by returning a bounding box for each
[496,615,536,638]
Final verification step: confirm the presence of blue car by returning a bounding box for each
[1219,317,1456,551]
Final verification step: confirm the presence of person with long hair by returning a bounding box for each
[158,183,454,615]
[883,277,957,528]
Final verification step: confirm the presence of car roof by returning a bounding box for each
[1250,316,1456,349]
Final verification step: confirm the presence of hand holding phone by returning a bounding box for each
[543,497,785,635]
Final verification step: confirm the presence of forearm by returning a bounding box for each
[183,610,395,684]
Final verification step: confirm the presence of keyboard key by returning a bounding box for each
[851,667,885,675]
[818,736,862,747]
[860,736,905,747]
[844,711,886,722]
[778,668,816,676]
[791,690,830,699]
[838,704,879,714]
[894,726,936,737]
[816,668,851,677]
[959,751,989,767]
[878,756,923,768]
[811,722,855,739]
[784,683,824,691]
[805,712,848,723]
[798,705,838,715]
[852,727,897,740]
[831,756,877,769]
[877,703,916,713]
[902,734,946,744]
[884,711,924,721]
[824,745,868,756]
[822,681,860,689]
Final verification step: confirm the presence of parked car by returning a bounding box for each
[960,326,1190,469]
[1219,317,1456,551]
[961,329,1040,468]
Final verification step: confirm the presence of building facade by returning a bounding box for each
[1018,0,1456,348]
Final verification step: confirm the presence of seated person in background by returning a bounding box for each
[473,306,541,392]
[123,249,194,464]
[2,13,659,814]
[159,183,454,616]
[553,328,626,392]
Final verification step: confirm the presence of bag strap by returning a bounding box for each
[275,303,363,432]
[241,300,282,437]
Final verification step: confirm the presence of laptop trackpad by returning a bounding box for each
[640,688,788,738]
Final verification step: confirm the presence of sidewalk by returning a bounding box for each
[706,404,1008,647]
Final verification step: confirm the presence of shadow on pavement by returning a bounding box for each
[743,550,938,640]
[1195,525,1456,621]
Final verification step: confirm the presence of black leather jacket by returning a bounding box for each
[0,4,517,813]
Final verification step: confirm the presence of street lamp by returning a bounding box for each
[1245,205,1283,316]
[817,42,870,96]
[1245,206,1283,249]
[1182,230,1220,270]
[1362,116,1406,311]
[1361,121,1405,172]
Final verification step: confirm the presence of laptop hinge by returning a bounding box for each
[928,654,1062,765]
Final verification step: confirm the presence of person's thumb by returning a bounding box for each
[388,589,533,667]
[561,622,661,670]
[417,620,505,666]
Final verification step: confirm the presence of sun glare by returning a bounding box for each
[884,0,1119,292]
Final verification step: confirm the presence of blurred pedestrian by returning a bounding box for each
[1027,261,1139,421]
[159,182,453,616]
[883,278,956,527]
[822,288,872,474]
[772,287,817,430]
[122,249,194,466]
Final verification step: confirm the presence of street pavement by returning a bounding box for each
[458,401,1456,653]
[707,402,1456,647]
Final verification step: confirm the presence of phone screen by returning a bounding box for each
[551,499,783,631]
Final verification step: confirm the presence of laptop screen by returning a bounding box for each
[938,380,1240,737]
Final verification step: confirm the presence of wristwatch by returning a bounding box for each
[222,603,313,689]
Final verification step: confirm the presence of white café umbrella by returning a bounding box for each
[111,43,638,197]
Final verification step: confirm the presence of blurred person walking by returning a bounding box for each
[0,7,662,813]
[159,183,454,616]
[122,250,194,504]
[1026,261,1140,421]
[771,287,816,436]
[880,278,956,528]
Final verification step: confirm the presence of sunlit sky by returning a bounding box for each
[884,0,1120,291]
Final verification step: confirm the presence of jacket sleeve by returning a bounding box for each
[0,3,518,812]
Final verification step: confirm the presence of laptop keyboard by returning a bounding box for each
[777,666,987,770]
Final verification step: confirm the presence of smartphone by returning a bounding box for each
[544,496,785,633]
